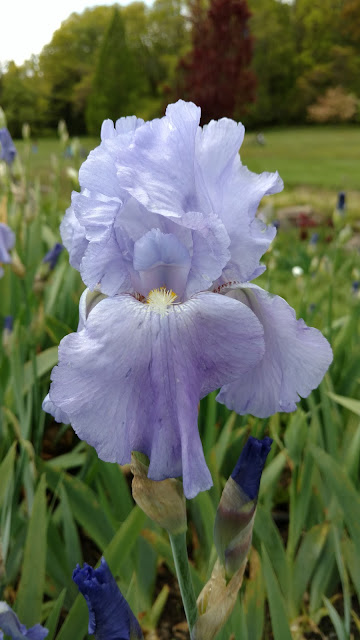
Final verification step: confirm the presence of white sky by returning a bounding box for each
[1,1,152,67]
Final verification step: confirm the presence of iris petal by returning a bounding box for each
[46,292,264,498]
[73,558,143,640]
[0,223,15,264]
[0,602,48,640]
[217,284,333,418]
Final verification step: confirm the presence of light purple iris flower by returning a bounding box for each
[43,100,332,499]
[0,222,15,277]
[0,128,17,165]
[0,602,48,640]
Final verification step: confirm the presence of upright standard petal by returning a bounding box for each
[0,602,48,640]
[217,285,333,418]
[195,119,283,283]
[73,558,143,640]
[46,292,264,498]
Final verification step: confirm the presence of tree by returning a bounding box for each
[0,59,48,137]
[177,0,256,123]
[86,7,145,134]
[246,0,297,126]
[39,6,114,133]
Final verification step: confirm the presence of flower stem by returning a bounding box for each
[169,531,198,634]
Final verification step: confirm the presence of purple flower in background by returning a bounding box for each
[0,222,15,277]
[0,601,48,640]
[43,243,63,270]
[73,557,143,640]
[0,128,16,165]
[43,100,333,499]
[336,191,346,213]
[3,316,13,332]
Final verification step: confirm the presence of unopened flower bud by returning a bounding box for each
[131,453,187,535]
[73,557,143,640]
[10,250,25,278]
[193,559,245,640]
[22,123,31,140]
[43,243,63,270]
[2,316,13,354]
[214,436,272,577]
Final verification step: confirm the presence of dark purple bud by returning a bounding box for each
[352,281,360,293]
[73,557,143,640]
[43,243,63,270]
[0,128,17,165]
[231,436,272,500]
[3,316,13,332]
[214,437,272,576]
[337,191,346,211]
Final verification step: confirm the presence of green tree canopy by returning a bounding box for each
[39,6,114,132]
[85,7,144,134]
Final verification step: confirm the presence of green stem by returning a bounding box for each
[169,531,198,634]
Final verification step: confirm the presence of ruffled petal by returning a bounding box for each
[195,118,245,205]
[60,204,88,270]
[215,165,282,284]
[72,190,122,242]
[115,100,205,217]
[42,394,69,425]
[80,234,131,296]
[46,292,264,498]
[80,117,144,198]
[217,285,333,418]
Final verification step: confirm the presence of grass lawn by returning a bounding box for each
[241,125,360,191]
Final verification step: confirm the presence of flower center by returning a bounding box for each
[146,287,177,316]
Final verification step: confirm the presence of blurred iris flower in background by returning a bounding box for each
[44,100,332,498]
[0,222,15,277]
[0,128,17,165]
[0,602,48,640]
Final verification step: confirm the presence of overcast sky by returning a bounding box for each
[1,0,151,67]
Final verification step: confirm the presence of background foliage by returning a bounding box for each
[1,0,360,135]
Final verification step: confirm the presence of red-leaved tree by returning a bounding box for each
[177,0,256,123]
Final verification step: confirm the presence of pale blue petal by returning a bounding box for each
[80,234,131,296]
[215,165,282,284]
[0,223,15,263]
[42,394,69,424]
[60,203,88,270]
[217,285,333,417]
[80,118,144,198]
[115,100,204,217]
[46,292,264,498]
[72,190,122,242]
[0,602,48,640]
[133,229,191,298]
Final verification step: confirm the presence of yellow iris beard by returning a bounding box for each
[146,287,178,316]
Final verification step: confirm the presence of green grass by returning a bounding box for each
[241,125,360,190]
